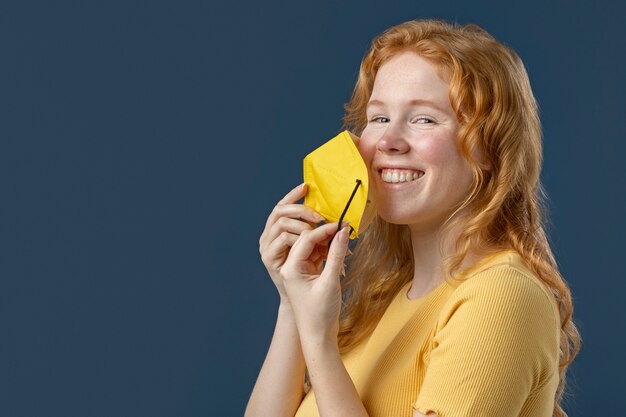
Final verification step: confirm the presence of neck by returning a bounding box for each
[407,218,490,300]
[407,223,451,299]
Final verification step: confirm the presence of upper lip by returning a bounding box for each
[375,164,425,173]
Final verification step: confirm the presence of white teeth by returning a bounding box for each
[381,168,424,183]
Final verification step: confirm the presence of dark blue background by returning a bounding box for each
[1,1,624,416]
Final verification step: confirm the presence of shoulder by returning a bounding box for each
[442,263,559,331]
[435,261,561,374]
[426,262,560,391]
[441,250,560,330]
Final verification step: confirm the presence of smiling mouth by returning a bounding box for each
[379,168,425,184]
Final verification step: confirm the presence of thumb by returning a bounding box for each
[321,225,350,280]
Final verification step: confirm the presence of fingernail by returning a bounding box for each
[315,213,325,222]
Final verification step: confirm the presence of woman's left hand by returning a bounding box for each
[280,221,351,342]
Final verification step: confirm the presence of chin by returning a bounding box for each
[377,205,452,230]
[376,209,420,226]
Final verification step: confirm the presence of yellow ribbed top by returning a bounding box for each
[294,250,560,417]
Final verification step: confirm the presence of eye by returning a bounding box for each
[414,117,435,124]
[369,116,389,123]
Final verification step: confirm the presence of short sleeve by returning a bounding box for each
[413,267,559,417]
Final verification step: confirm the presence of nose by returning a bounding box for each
[376,122,410,154]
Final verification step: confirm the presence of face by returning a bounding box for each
[359,51,477,229]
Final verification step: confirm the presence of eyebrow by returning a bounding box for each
[366,98,448,113]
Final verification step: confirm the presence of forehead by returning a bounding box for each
[369,51,451,109]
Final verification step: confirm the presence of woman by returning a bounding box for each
[246,19,580,417]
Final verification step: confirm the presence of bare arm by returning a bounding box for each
[244,302,306,417]
[246,183,326,417]
[301,335,369,417]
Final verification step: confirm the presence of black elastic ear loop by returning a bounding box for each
[328,179,361,249]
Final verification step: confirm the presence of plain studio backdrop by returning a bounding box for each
[1,1,624,416]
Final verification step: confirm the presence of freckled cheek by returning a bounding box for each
[417,138,459,165]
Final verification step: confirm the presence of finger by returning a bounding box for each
[321,225,350,280]
[263,217,314,248]
[262,231,299,266]
[290,221,347,261]
[260,183,307,243]
[262,203,326,243]
[277,183,307,206]
[272,203,326,223]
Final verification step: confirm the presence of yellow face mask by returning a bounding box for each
[303,130,376,240]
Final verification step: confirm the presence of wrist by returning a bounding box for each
[299,319,339,345]
[278,297,293,311]
[277,301,298,322]
[300,331,339,355]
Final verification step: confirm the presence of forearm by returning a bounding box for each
[245,303,307,417]
[301,336,369,417]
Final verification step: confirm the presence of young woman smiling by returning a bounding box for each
[246,19,580,417]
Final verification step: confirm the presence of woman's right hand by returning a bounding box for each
[259,183,327,306]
